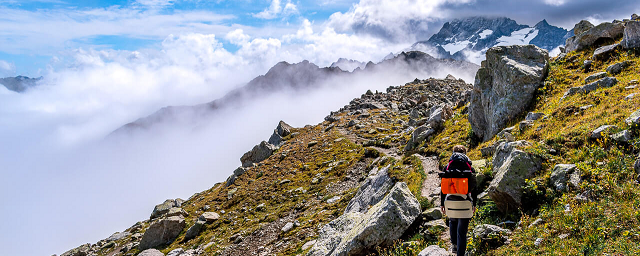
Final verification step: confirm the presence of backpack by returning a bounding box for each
[439,152,473,195]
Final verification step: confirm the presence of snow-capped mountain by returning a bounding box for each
[329,58,367,72]
[412,17,573,62]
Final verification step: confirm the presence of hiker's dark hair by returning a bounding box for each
[453,145,467,154]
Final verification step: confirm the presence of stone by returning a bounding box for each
[611,130,632,143]
[622,21,640,49]
[410,109,420,119]
[240,141,278,167]
[166,208,188,218]
[488,141,542,212]
[473,224,512,241]
[590,125,618,139]
[344,166,393,213]
[534,238,544,246]
[138,249,165,256]
[139,216,186,250]
[307,182,421,256]
[184,220,206,240]
[633,14,639,20]
[519,120,535,133]
[625,94,636,101]
[583,60,592,71]
[427,106,451,130]
[565,22,625,52]
[563,77,618,99]
[226,167,247,186]
[268,132,283,147]
[422,208,443,220]
[302,240,317,251]
[528,218,543,228]
[347,120,359,127]
[607,61,632,75]
[327,196,341,204]
[60,244,91,256]
[199,212,221,223]
[308,141,318,147]
[417,245,449,256]
[525,112,545,121]
[150,199,184,219]
[480,144,497,158]
[592,43,621,60]
[585,72,607,84]
[626,109,640,127]
[573,20,594,36]
[106,231,131,242]
[550,164,578,191]
[405,125,435,151]
[282,222,294,233]
[469,45,549,142]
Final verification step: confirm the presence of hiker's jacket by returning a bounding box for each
[440,153,478,208]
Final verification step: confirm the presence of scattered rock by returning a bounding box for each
[473,224,512,243]
[519,120,535,133]
[625,94,636,101]
[426,105,451,130]
[417,245,449,256]
[480,144,498,158]
[565,21,624,52]
[590,125,618,139]
[558,233,570,239]
[488,141,542,212]
[302,240,317,251]
[622,21,640,49]
[240,141,278,167]
[583,60,592,71]
[592,43,621,60]
[327,196,341,204]
[150,199,184,219]
[611,130,633,143]
[139,216,186,250]
[184,220,206,240]
[534,238,544,246]
[422,208,443,221]
[562,77,618,100]
[405,125,435,151]
[198,212,220,223]
[585,72,607,84]
[525,112,545,121]
[308,141,319,147]
[307,182,421,256]
[626,109,640,127]
[606,61,632,75]
[469,45,549,142]
[528,218,543,228]
[550,164,579,191]
[226,167,247,186]
[60,244,91,256]
[106,231,131,242]
[282,222,295,233]
[166,208,188,218]
[138,249,165,256]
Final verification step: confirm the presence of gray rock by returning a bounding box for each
[626,109,640,127]
[240,141,278,167]
[184,220,206,240]
[565,22,625,52]
[563,77,618,99]
[590,125,618,139]
[488,141,542,212]
[525,112,545,121]
[473,224,512,241]
[427,106,451,130]
[635,157,640,175]
[60,244,91,256]
[625,93,636,101]
[106,231,131,242]
[198,212,220,223]
[592,43,621,60]
[606,61,632,75]
[150,199,184,219]
[268,131,283,147]
[480,144,497,158]
[633,14,639,21]
[573,20,594,36]
[344,166,393,213]
[417,245,449,256]
[519,120,534,133]
[534,238,544,246]
[611,130,633,143]
[347,120,360,127]
[139,216,186,250]
[307,182,421,256]
[282,222,295,233]
[166,208,188,218]
[302,240,317,250]
[583,60,593,71]
[422,208,443,220]
[469,45,549,142]
[225,167,246,186]
[585,72,607,84]
[550,164,578,191]
[138,249,165,256]
[327,196,341,204]
[622,21,640,49]
[528,218,543,228]
[410,109,420,119]
[405,125,435,151]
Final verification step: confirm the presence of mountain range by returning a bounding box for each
[412,17,573,61]
[0,75,42,93]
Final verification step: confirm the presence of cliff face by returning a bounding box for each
[60,15,640,256]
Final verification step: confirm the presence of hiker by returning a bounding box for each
[439,145,477,256]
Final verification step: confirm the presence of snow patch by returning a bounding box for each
[441,40,471,55]
[549,46,562,57]
[495,28,539,46]
[478,29,493,39]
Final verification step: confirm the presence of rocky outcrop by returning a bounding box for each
[60,244,91,256]
[565,21,625,52]
[307,182,421,256]
[343,166,393,213]
[622,21,640,49]
[469,45,550,142]
[139,216,186,250]
[488,141,542,212]
[225,167,246,186]
[240,141,278,167]
[405,125,436,151]
[562,77,618,100]
[138,249,165,256]
[549,164,581,191]
[150,199,184,219]
[592,43,621,60]
[606,61,633,75]
[184,220,206,240]
[268,121,293,146]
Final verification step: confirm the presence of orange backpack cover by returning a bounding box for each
[441,178,469,195]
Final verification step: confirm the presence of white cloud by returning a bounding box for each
[0,60,14,72]
[254,0,299,19]
[135,0,176,7]
[542,0,567,6]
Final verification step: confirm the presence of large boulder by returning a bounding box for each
[488,141,542,212]
[139,216,186,250]
[240,141,278,167]
[268,121,293,146]
[307,182,421,256]
[343,166,393,213]
[60,244,91,256]
[405,125,435,151]
[184,220,206,240]
[417,245,449,256]
[138,249,165,256]
[225,167,246,186]
[150,199,184,219]
[622,21,640,49]
[565,21,625,52]
[549,164,581,191]
[469,45,550,142]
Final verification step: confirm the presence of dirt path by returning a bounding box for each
[417,154,453,253]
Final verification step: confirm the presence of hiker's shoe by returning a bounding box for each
[451,244,457,254]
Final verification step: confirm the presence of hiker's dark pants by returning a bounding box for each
[450,218,470,256]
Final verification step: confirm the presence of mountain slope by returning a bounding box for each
[413,17,572,61]
[0,75,42,93]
